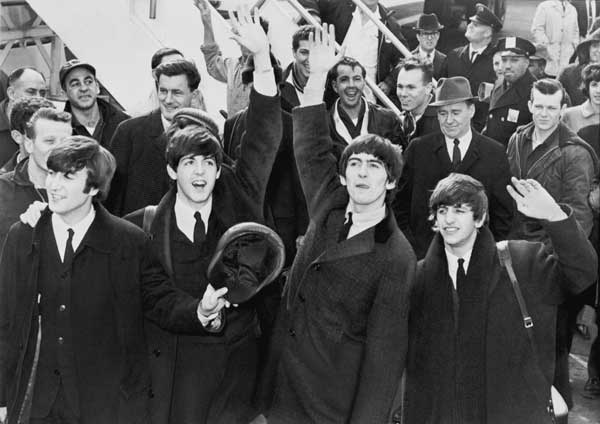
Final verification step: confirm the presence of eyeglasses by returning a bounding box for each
[418,32,440,38]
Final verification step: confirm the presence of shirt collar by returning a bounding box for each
[419,47,434,59]
[445,246,474,288]
[469,44,485,55]
[412,93,433,120]
[581,100,599,118]
[345,202,386,224]
[160,114,171,132]
[444,128,473,146]
[51,204,96,253]
[173,191,212,242]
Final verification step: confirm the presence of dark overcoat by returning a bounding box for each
[445,43,497,131]
[482,71,536,146]
[558,63,587,107]
[393,130,514,258]
[64,98,130,148]
[411,47,448,80]
[405,212,597,424]
[0,204,205,424]
[264,103,416,423]
[125,89,283,424]
[106,109,170,216]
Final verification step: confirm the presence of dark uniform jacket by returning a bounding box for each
[483,71,536,146]
[64,98,130,148]
[394,130,514,258]
[445,42,497,131]
[0,99,17,167]
[299,0,406,88]
[264,103,416,423]
[405,213,597,424]
[106,109,169,216]
[0,204,206,424]
[125,89,283,424]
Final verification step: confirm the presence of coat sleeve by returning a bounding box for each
[233,89,282,211]
[200,42,231,84]
[531,4,550,45]
[392,141,415,243]
[349,247,416,423]
[106,120,132,216]
[488,147,515,240]
[560,145,595,237]
[0,226,17,406]
[293,103,341,217]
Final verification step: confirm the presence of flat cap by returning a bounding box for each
[59,59,96,87]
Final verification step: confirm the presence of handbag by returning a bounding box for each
[496,241,568,422]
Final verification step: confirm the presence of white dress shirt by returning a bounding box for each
[51,206,96,262]
[344,203,386,239]
[445,247,473,289]
[444,129,473,163]
[173,192,212,243]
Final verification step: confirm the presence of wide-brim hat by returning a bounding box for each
[413,13,444,31]
[59,59,96,87]
[469,3,502,32]
[497,37,536,58]
[576,28,600,57]
[429,77,478,107]
[530,44,550,62]
[207,222,286,304]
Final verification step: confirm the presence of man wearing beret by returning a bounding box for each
[124,10,283,424]
[59,59,129,149]
[393,76,513,259]
[445,3,503,132]
[482,37,537,146]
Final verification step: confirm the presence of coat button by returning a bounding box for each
[54,369,60,376]
[59,304,66,312]
[152,349,161,357]
[314,264,321,271]
[289,328,296,337]
[57,336,64,344]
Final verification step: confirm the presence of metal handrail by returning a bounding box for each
[284,0,402,118]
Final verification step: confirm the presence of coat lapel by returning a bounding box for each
[432,134,453,171]
[455,132,481,173]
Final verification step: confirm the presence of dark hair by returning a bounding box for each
[154,59,201,91]
[26,108,72,139]
[292,25,315,51]
[399,57,434,84]
[151,47,184,70]
[338,134,404,201]
[530,78,568,106]
[581,63,600,99]
[329,57,366,80]
[576,37,600,65]
[9,96,54,133]
[47,136,116,201]
[428,173,488,223]
[166,125,223,171]
[7,67,45,86]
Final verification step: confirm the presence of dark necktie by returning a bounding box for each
[64,228,75,264]
[452,139,461,169]
[457,258,467,292]
[403,112,415,141]
[471,50,478,63]
[193,211,206,245]
[338,212,353,242]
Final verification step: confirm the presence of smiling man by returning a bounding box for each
[326,56,405,155]
[260,24,415,424]
[60,60,129,149]
[393,76,513,259]
[107,59,202,216]
[405,173,597,423]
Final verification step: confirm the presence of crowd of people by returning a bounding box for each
[0,0,599,423]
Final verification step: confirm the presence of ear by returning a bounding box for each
[24,136,34,154]
[468,103,476,119]
[475,212,486,229]
[6,86,16,102]
[339,174,347,186]
[10,130,25,146]
[215,166,221,180]
[167,164,177,181]
[332,79,339,94]
[385,179,397,190]
[425,81,434,95]
[87,187,99,197]
[528,100,534,114]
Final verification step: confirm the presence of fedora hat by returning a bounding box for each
[429,77,478,107]
[576,28,600,57]
[207,222,285,304]
[413,13,444,31]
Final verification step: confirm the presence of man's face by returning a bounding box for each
[590,42,600,63]
[63,68,99,111]
[588,80,600,107]
[25,119,73,172]
[528,60,546,79]
[528,89,565,132]
[396,68,432,112]
[464,20,491,44]
[501,55,529,84]
[157,74,196,121]
[7,69,46,103]
[332,65,365,109]
[293,40,310,79]
[167,154,221,208]
[493,52,504,79]
[46,167,97,222]
[340,152,395,213]
[416,31,440,53]
[437,101,475,139]
[435,204,484,250]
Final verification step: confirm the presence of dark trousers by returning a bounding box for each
[169,334,260,424]
[30,384,79,424]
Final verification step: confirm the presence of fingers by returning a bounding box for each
[506,184,523,204]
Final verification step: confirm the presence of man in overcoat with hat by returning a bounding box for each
[483,37,537,146]
[412,13,447,80]
[124,10,283,424]
[394,76,514,258]
[445,3,503,131]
